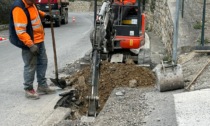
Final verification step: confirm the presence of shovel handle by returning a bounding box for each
[185,59,210,90]
[161,60,166,74]
[48,0,59,79]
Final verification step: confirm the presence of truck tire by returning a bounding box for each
[61,18,65,24]
[65,15,68,24]
[61,12,68,24]
[55,20,61,27]
[65,11,68,24]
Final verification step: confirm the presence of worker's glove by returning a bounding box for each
[45,14,52,21]
[30,45,39,55]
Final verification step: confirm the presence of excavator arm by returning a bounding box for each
[87,0,114,117]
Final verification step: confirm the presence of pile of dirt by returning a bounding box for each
[56,61,156,119]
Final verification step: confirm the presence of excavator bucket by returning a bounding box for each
[154,63,184,92]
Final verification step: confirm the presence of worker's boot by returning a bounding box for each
[25,89,40,100]
[37,85,56,95]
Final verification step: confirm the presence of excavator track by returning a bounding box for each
[138,48,151,67]
[137,32,151,67]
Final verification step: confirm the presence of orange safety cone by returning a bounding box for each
[72,16,76,22]
[0,37,6,41]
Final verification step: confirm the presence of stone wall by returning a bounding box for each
[146,0,210,56]
[155,0,174,56]
[69,1,92,12]
[146,0,174,56]
[68,1,101,12]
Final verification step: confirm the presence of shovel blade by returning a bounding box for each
[50,78,67,89]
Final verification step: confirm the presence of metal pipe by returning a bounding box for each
[94,0,97,24]
[48,0,58,79]
[99,2,108,16]
[138,0,140,32]
[142,0,146,11]
[181,0,184,18]
[172,0,180,64]
[201,0,206,46]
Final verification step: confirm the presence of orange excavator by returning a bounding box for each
[87,0,148,116]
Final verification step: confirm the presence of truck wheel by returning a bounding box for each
[55,20,61,27]
[65,15,68,24]
[61,14,68,24]
[65,11,68,24]
[61,19,65,24]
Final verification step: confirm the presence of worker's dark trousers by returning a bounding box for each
[22,42,48,90]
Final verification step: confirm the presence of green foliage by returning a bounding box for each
[193,22,202,29]
[197,38,209,44]
[163,55,172,62]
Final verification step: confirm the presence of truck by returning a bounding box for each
[35,0,69,27]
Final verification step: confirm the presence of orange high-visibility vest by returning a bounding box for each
[12,0,45,47]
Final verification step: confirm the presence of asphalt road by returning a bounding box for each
[0,12,93,126]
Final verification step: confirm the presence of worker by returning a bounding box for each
[9,0,55,100]
[112,0,137,24]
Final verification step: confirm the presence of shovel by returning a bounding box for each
[153,0,184,92]
[48,0,66,89]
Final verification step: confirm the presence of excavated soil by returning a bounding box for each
[56,60,155,119]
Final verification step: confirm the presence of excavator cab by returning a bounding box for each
[113,1,142,36]
[106,0,149,65]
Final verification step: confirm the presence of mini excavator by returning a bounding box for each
[87,0,148,116]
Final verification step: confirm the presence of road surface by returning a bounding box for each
[0,12,93,126]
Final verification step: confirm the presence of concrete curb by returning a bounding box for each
[37,88,73,126]
[41,107,71,126]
